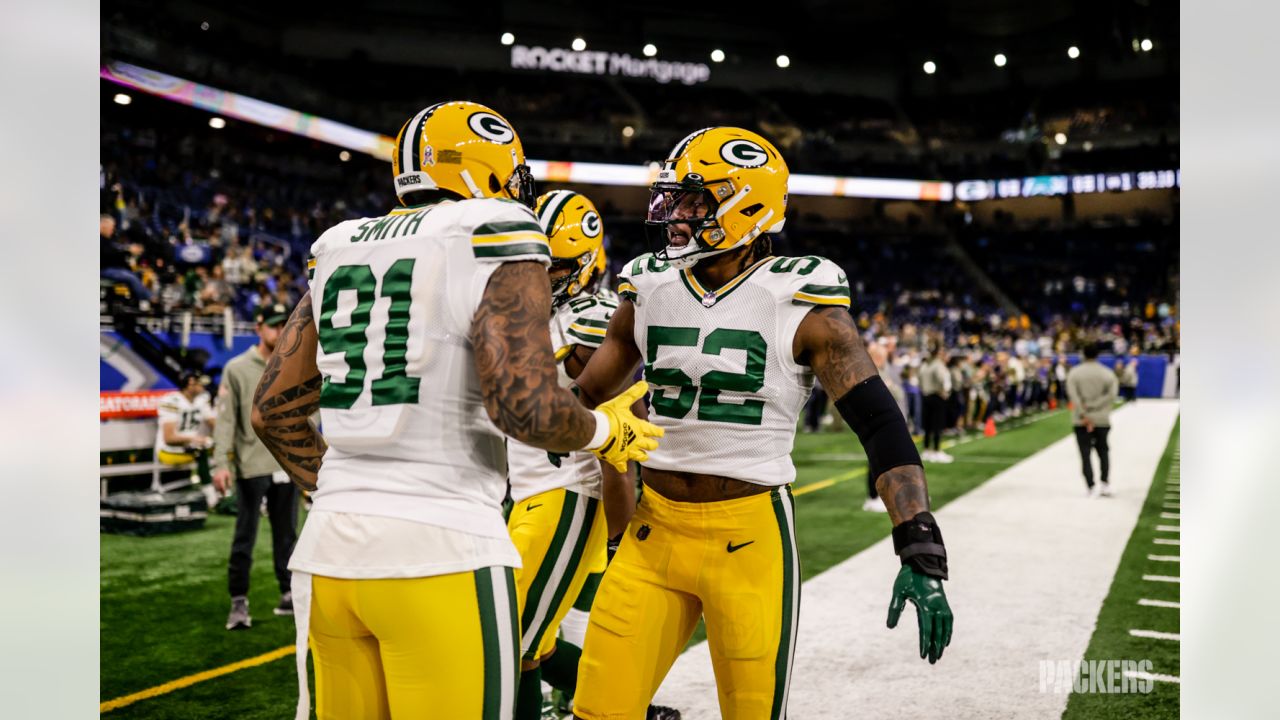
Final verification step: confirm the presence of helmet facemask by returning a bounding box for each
[504,162,538,209]
[548,249,598,310]
[645,178,734,269]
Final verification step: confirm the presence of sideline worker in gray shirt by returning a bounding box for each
[1066,344,1120,497]
[212,303,300,629]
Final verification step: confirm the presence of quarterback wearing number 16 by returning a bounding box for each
[569,127,954,719]
[251,100,662,720]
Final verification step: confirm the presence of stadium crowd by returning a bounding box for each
[100,111,1178,378]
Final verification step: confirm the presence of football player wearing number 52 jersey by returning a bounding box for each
[569,127,954,719]
[250,101,663,720]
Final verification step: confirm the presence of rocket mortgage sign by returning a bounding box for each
[510,45,711,85]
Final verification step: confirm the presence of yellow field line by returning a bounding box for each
[793,466,864,497]
[100,644,295,713]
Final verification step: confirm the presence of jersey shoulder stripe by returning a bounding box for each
[559,292,615,348]
[757,255,851,308]
[617,252,677,301]
[466,200,551,264]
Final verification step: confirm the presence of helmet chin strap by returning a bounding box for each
[458,169,485,199]
[662,239,738,270]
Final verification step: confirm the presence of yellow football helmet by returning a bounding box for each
[646,126,789,268]
[535,189,604,308]
[391,101,536,207]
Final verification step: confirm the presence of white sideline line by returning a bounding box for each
[1160,512,1180,519]
[1156,525,1180,532]
[1163,503,1180,509]
[1130,629,1181,641]
[1153,538,1179,546]
[1143,574,1180,583]
[1124,670,1181,684]
[651,400,1179,720]
[1138,598,1180,609]
[1147,554,1180,562]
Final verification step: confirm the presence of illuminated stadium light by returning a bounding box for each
[1067,46,1080,59]
[208,117,226,129]
[339,150,351,162]
[994,53,1007,67]
[710,49,725,63]
[1140,38,1153,52]
[776,54,791,68]
[621,125,635,138]
[501,32,515,46]
[643,43,657,57]
[923,60,937,75]
[113,93,131,106]
[1054,132,1068,145]
[1082,141,1094,152]
[571,37,587,51]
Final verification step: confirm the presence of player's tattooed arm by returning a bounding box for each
[571,299,643,407]
[251,292,326,493]
[795,306,930,525]
[472,262,598,452]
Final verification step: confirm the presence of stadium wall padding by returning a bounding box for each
[100,330,259,391]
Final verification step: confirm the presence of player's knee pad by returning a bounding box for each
[708,593,767,660]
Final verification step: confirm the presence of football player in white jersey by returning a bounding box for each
[569,127,954,719]
[155,370,215,484]
[250,101,662,720]
[506,191,680,720]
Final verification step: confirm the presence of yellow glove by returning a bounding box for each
[590,381,664,472]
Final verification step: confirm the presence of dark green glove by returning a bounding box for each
[886,565,953,664]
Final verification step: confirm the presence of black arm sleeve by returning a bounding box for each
[833,375,921,479]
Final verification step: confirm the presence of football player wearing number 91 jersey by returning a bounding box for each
[569,127,955,719]
[250,101,663,720]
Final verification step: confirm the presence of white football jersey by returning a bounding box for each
[155,391,212,454]
[305,198,551,540]
[506,292,617,503]
[618,252,850,486]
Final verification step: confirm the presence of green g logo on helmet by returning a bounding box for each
[581,211,602,238]
[467,112,515,144]
[719,139,769,168]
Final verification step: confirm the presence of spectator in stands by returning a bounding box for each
[100,213,151,305]
[212,302,300,629]
[198,264,234,315]
[1121,351,1140,401]
[1067,344,1120,498]
[920,345,953,463]
[947,355,966,434]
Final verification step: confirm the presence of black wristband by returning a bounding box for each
[891,511,949,580]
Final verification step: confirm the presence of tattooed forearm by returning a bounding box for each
[472,262,597,452]
[797,305,931,526]
[876,464,931,525]
[796,306,879,398]
[252,292,326,492]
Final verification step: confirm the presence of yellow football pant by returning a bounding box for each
[308,568,519,719]
[509,488,608,661]
[575,484,800,720]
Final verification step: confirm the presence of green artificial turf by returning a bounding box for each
[1061,419,1180,720]
[102,410,1075,718]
